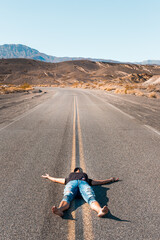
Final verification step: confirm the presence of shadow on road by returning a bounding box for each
[63,185,130,222]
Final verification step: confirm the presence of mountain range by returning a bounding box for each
[0,44,160,65]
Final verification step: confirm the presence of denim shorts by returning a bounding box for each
[62,180,96,205]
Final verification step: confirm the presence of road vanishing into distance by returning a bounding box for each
[0,88,160,240]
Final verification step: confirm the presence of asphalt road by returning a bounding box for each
[0,88,160,240]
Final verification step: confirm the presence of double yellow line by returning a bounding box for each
[68,96,93,240]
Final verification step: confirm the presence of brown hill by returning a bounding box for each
[1,58,160,86]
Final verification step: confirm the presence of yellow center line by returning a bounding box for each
[68,96,76,240]
[71,96,76,171]
[76,98,94,240]
[68,95,93,240]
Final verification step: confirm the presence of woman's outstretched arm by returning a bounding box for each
[41,174,65,184]
[91,177,119,186]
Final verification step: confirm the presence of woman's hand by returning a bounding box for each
[41,173,50,179]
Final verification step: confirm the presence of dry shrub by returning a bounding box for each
[155,88,160,93]
[124,84,140,93]
[98,83,104,87]
[138,84,147,90]
[0,83,33,94]
[147,85,156,92]
[93,81,98,85]
[0,85,18,94]
[79,82,84,87]
[114,87,145,96]
[148,92,158,98]
[19,83,32,90]
[114,88,126,94]
[126,89,136,95]
[71,82,79,88]
[135,91,145,97]
[39,84,49,87]
[82,83,91,88]
[114,84,136,95]
[105,87,116,91]
[124,84,136,90]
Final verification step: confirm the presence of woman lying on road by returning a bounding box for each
[42,167,119,218]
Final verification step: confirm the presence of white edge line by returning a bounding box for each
[89,92,135,120]
[106,102,135,119]
[89,91,160,137]
[144,125,160,137]
[104,92,142,105]
[0,91,58,132]
[0,104,42,132]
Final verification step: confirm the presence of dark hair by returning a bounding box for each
[74,167,83,173]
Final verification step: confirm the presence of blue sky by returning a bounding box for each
[0,0,160,62]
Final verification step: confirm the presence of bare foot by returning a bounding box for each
[97,205,109,217]
[52,206,64,217]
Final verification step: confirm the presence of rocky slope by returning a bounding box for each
[1,58,160,86]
